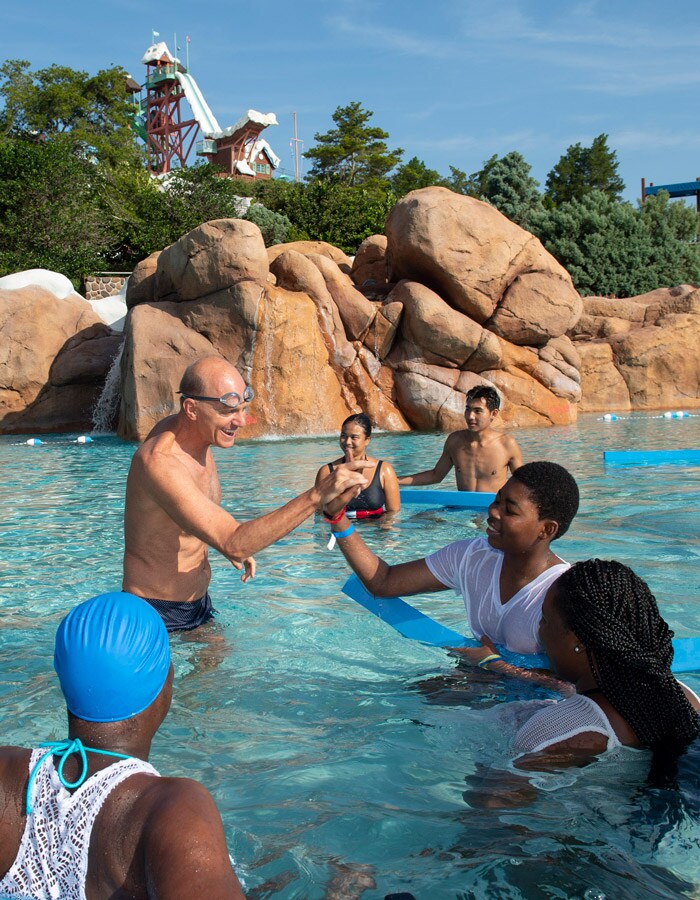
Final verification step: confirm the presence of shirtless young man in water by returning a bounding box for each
[398,385,523,493]
[123,356,367,631]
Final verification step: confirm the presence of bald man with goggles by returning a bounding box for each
[123,356,368,632]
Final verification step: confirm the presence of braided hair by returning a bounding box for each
[555,559,699,783]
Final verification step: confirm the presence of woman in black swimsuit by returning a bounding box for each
[315,414,400,518]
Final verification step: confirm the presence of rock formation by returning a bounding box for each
[569,285,700,412]
[114,189,585,439]
[0,286,122,433]
[2,186,696,439]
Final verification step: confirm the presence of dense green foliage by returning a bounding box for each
[530,191,700,296]
[248,178,397,253]
[0,59,141,168]
[243,203,292,245]
[545,134,624,207]
[0,136,110,279]
[0,63,697,297]
[390,156,445,196]
[462,151,542,227]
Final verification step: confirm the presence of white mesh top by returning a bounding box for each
[0,748,159,900]
[512,682,700,757]
[513,694,621,754]
[425,537,570,653]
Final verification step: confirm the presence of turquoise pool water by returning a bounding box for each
[1,413,699,898]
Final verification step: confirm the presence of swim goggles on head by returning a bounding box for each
[179,385,254,410]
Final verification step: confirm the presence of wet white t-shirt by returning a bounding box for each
[425,537,569,653]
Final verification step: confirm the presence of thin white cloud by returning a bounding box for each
[327,14,453,59]
[457,0,700,52]
[612,129,700,150]
[411,129,548,155]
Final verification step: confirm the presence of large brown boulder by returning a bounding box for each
[394,371,472,431]
[119,304,219,441]
[267,240,352,273]
[0,287,117,433]
[386,187,581,344]
[125,251,160,308]
[245,285,351,437]
[499,340,581,403]
[577,342,631,413]
[485,368,577,427]
[270,250,356,368]
[154,219,269,303]
[362,300,402,360]
[391,280,502,372]
[611,313,700,409]
[307,253,375,340]
[351,235,388,286]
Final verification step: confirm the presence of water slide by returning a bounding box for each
[131,113,147,142]
[175,71,221,136]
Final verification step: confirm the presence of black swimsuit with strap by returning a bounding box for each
[329,460,386,514]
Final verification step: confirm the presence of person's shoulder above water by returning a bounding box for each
[143,413,179,444]
[0,592,246,898]
[513,560,700,781]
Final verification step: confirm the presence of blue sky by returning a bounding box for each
[2,0,699,202]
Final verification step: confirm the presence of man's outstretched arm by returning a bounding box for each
[398,440,454,486]
[139,453,368,566]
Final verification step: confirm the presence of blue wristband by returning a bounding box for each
[333,524,355,540]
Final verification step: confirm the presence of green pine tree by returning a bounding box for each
[545,133,624,206]
[304,101,403,186]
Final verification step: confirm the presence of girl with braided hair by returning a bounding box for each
[514,560,700,781]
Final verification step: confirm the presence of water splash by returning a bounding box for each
[91,343,123,434]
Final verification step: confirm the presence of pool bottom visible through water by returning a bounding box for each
[1,412,700,899]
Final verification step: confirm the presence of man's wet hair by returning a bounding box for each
[342,413,372,437]
[465,385,500,412]
[511,461,579,539]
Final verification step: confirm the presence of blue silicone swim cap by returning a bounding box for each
[54,592,171,723]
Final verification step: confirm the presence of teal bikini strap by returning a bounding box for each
[26,738,132,814]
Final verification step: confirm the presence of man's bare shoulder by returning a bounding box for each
[132,422,186,474]
[445,429,471,451]
[495,432,521,451]
[144,414,179,443]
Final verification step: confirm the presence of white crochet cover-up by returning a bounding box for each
[513,694,621,753]
[0,748,159,900]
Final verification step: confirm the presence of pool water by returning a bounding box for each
[1,413,700,899]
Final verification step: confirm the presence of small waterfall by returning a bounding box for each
[91,343,124,434]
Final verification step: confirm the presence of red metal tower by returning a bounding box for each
[143,48,199,174]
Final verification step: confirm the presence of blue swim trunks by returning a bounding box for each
[140,592,216,633]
